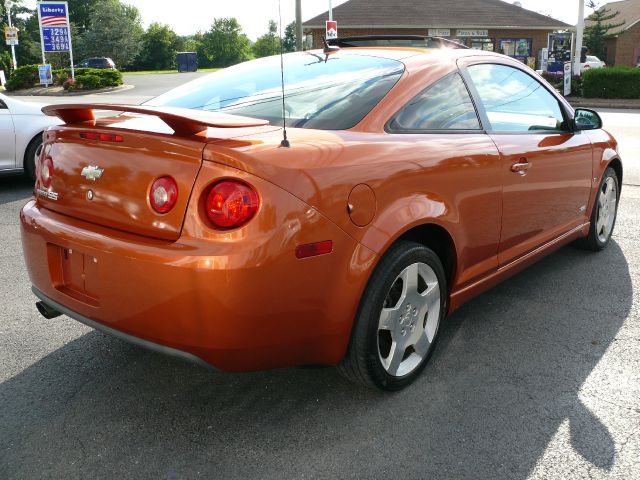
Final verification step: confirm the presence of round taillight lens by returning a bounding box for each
[205,180,259,229]
[41,157,54,189]
[149,176,178,214]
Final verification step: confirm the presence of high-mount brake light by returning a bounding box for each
[40,157,54,189]
[205,180,259,229]
[149,176,178,214]
[80,132,124,142]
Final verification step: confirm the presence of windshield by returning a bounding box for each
[146,52,405,130]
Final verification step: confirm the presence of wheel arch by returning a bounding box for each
[608,157,623,189]
[382,222,458,293]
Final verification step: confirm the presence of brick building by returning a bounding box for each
[594,0,640,66]
[303,0,571,68]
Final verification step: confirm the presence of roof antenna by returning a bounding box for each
[278,0,290,148]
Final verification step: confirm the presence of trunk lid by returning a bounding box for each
[37,105,275,241]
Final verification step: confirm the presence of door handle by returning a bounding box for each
[511,159,531,175]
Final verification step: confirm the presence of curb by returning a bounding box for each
[568,97,640,110]
[3,84,134,97]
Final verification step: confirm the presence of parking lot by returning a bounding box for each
[1,93,639,478]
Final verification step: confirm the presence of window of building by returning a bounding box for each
[467,63,567,132]
[469,38,495,52]
[388,73,481,131]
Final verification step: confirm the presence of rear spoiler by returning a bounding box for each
[41,103,269,136]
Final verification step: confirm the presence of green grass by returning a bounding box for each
[124,68,221,75]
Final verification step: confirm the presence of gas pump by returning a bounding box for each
[547,32,574,73]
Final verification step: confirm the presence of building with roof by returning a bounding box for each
[303,0,571,67]
[591,0,640,66]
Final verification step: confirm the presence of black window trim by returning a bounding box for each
[0,99,7,109]
[458,59,576,136]
[384,70,486,135]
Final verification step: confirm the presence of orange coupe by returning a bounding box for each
[21,41,622,390]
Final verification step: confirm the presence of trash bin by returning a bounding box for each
[176,52,197,73]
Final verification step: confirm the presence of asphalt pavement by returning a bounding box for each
[1,76,639,478]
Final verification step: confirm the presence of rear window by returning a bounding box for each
[146,52,405,130]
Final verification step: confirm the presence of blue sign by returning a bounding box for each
[42,26,70,52]
[39,3,68,25]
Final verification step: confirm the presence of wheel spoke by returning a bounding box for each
[413,331,430,357]
[386,341,405,375]
[379,307,398,331]
[422,283,440,310]
[402,263,419,295]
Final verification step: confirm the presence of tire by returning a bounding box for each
[338,241,447,391]
[24,134,43,183]
[576,167,620,251]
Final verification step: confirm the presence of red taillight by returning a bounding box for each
[149,176,178,214]
[295,241,333,259]
[80,132,123,142]
[205,180,259,229]
[40,157,54,189]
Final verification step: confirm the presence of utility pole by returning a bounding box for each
[574,0,585,75]
[329,0,333,21]
[295,0,303,51]
[4,0,18,71]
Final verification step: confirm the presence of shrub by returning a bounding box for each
[55,68,123,90]
[582,67,640,99]
[75,74,102,90]
[6,64,39,91]
[540,71,583,96]
[63,78,76,91]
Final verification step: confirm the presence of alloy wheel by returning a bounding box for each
[378,262,441,377]
[596,176,617,243]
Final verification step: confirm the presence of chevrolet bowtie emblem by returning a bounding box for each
[81,165,104,181]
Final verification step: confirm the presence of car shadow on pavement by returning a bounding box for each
[0,176,33,206]
[0,240,632,479]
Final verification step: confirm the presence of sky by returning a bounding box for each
[23,0,595,40]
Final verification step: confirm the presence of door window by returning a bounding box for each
[468,63,567,132]
[388,73,481,131]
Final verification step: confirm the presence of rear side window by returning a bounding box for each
[387,73,481,132]
[146,53,404,130]
[467,64,567,132]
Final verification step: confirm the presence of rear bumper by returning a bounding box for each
[32,286,214,370]
[21,173,377,371]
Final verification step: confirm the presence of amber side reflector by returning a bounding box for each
[295,240,333,259]
[80,132,123,142]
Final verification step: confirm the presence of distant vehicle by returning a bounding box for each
[0,93,61,180]
[76,57,116,70]
[580,55,606,72]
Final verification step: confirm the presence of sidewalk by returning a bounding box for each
[568,97,640,110]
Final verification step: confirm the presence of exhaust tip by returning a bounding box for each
[36,301,62,319]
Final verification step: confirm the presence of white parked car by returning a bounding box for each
[581,55,606,72]
[0,93,61,181]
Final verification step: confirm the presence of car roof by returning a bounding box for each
[306,46,505,65]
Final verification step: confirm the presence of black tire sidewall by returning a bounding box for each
[360,242,447,390]
[24,135,43,183]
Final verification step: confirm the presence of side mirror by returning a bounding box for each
[573,108,602,131]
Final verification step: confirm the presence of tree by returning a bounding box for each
[253,20,281,58]
[68,0,101,33]
[584,1,625,60]
[135,23,180,71]
[282,21,296,53]
[76,0,143,69]
[199,18,252,68]
[1,0,41,71]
